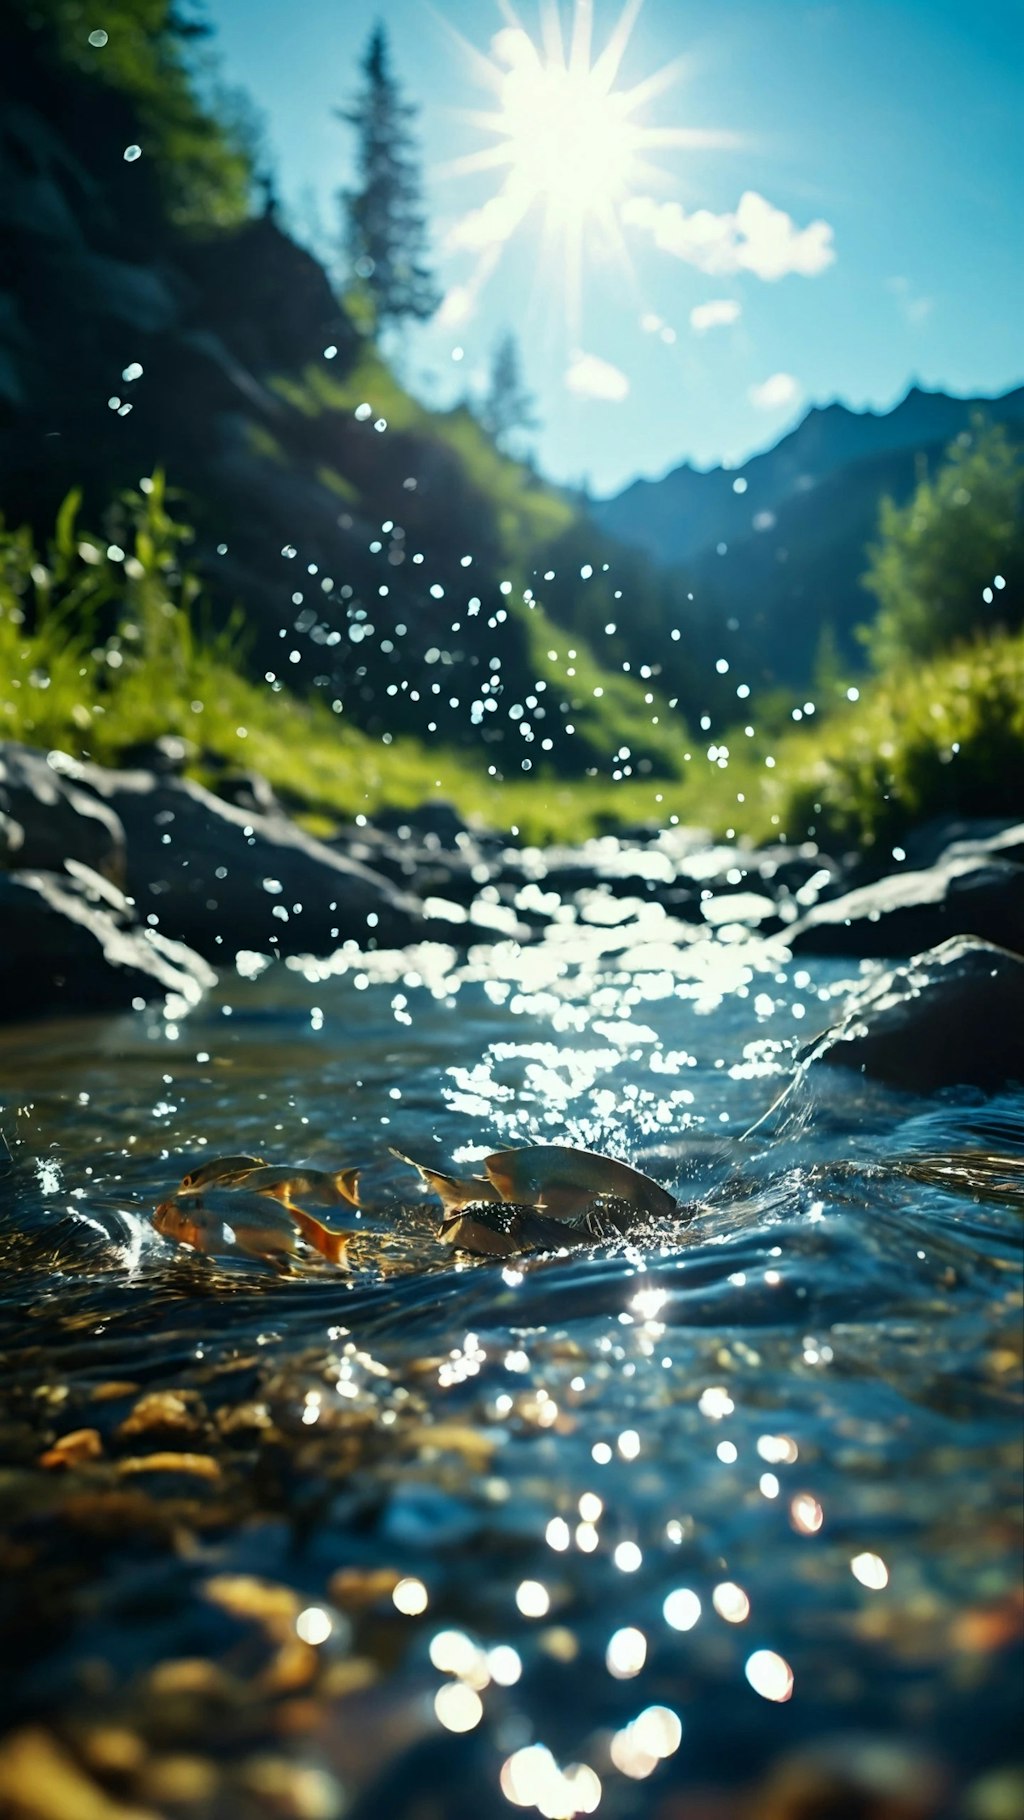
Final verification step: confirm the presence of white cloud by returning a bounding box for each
[748,372,802,412]
[446,189,528,252]
[886,275,934,325]
[690,298,742,334]
[437,285,475,329]
[624,190,835,281]
[564,352,630,403]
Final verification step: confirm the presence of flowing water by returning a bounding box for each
[1,903,1021,1818]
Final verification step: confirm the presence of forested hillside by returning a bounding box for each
[2,0,729,782]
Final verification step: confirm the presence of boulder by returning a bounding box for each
[894,814,1024,874]
[0,810,24,862]
[0,867,215,1019]
[800,936,1024,1093]
[0,743,125,884]
[70,764,440,959]
[375,799,473,848]
[788,854,1024,957]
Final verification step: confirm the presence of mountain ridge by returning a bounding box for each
[591,381,1024,687]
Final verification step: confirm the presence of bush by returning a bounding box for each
[778,632,1024,850]
[862,420,1024,669]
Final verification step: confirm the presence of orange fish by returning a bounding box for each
[154,1190,349,1269]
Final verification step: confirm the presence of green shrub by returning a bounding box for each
[862,420,1023,669]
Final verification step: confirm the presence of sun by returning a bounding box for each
[484,19,648,233]
[440,1,732,326]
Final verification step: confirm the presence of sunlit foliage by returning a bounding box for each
[11,0,255,228]
[862,420,1023,668]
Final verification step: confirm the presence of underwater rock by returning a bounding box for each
[802,936,1024,1092]
[71,764,443,959]
[788,854,1024,957]
[0,867,215,1019]
[0,742,126,885]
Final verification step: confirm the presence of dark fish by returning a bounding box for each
[179,1154,265,1190]
[484,1144,678,1219]
[439,1200,630,1258]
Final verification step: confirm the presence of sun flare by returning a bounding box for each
[441,0,732,326]
[486,21,647,231]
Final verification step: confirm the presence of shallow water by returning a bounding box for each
[1,909,1021,1818]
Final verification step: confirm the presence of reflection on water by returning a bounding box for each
[0,914,1021,1816]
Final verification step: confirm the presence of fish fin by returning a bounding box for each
[483,1156,517,1200]
[334,1168,362,1208]
[290,1207,350,1268]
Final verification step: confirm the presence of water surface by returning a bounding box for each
[1,908,1021,1818]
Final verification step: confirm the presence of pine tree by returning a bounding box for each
[338,25,439,333]
[479,331,538,455]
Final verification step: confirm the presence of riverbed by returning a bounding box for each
[0,912,1021,1819]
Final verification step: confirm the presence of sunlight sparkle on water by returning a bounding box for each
[791,1493,824,1535]
[712,1582,751,1624]
[516,1579,551,1618]
[663,1588,701,1631]
[851,1551,890,1589]
[610,1704,683,1778]
[434,1682,483,1732]
[745,1649,794,1702]
[295,1607,332,1646]
[487,1644,522,1686]
[501,1746,601,1816]
[606,1625,647,1678]
[392,1577,428,1615]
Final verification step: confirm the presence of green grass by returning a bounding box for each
[3,482,1021,854]
[272,350,577,561]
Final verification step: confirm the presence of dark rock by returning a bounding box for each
[0,867,215,1019]
[116,734,195,776]
[788,855,1024,956]
[70,763,442,958]
[374,799,472,848]
[0,810,24,861]
[893,815,1024,874]
[0,743,125,884]
[212,769,283,817]
[801,936,1024,1093]
[943,820,1024,867]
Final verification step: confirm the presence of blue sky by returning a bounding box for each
[205,0,1023,495]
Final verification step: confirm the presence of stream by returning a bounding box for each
[0,910,1021,1818]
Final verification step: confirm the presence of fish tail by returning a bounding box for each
[290,1207,350,1268]
[388,1147,453,1189]
[388,1148,478,1216]
[333,1167,362,1207]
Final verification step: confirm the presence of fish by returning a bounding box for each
[439,1199,630,1258]
[236,1165,362,1210]
[896,1150,1024,1209]
[154,1189,349,1269]
[483,1144,678,1220]
[389,1148,500,1217]
[179,1154,266,1191]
